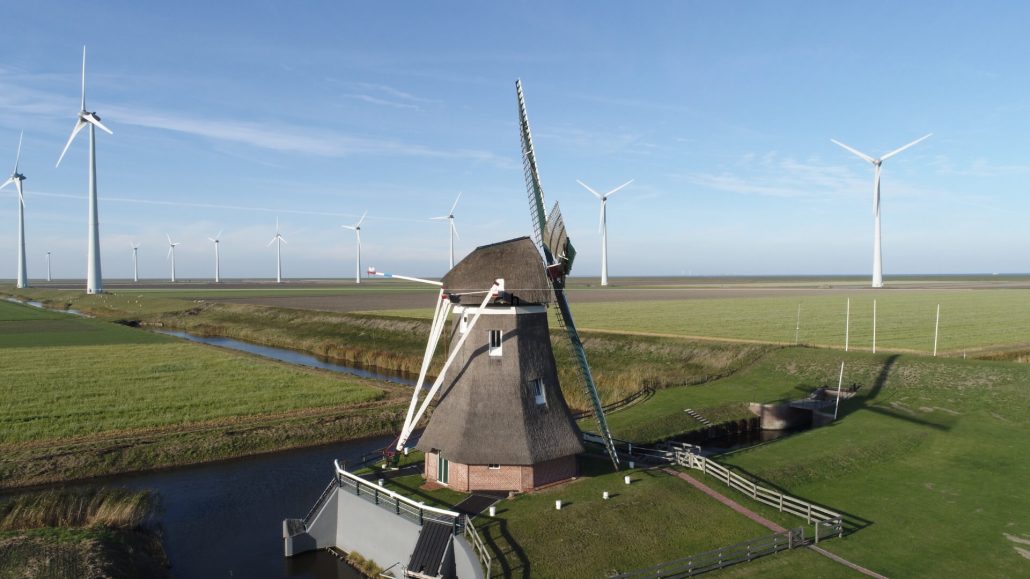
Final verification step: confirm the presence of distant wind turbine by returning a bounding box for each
[208,230,222,283]
[131,242,140,282]
[166,235,181,282]
[56,46,113,295]
[1,132,28,288]
[45,251,52,282]
[831,134,931,288]
[577,179,633,287]
[431,193,461,270]
[268,218,287,283]
[341,212,367,284]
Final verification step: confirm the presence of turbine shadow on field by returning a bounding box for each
[841,354,952,432]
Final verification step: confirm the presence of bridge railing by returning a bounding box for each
[334,460,463,533]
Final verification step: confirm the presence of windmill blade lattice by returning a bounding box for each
[516,79,619,469]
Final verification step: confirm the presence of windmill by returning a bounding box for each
[166,235,181,282]
[131,242,140,282]
[341,212,367,284]
[577,179,633,287]
[831,134,931,288]
[1,132,28,288]
[268,218,287,283]
[431,193,461,270]
[518,79,620,467]
[56,46,113,295]
[208,230,222,283]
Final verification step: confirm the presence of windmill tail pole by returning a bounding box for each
[395,282,502,451]
[367,267,442,287]
[396,289,451,452]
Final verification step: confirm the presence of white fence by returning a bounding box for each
[333,460,462,531]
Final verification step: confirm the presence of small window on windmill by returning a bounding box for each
[460,313,469,334]
[488,329,502,356]
[531,378,546,405]
[488,464,501,470]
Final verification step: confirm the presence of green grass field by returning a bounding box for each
[597,346,1030,577]
[0,300,171,348]
[374,288,1030,354]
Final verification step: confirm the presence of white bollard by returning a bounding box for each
[555,500,562,510]
[628,461,635,469]
[403,447,409,456]
[624,475,632,485]
[488,506,496,517]
[603,491,610,500]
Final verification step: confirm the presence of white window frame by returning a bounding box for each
[531,378,546,406]
[488,329,502,356]
[459,313,469,334]
[487,464,501,470]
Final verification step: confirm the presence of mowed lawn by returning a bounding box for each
[0,301,385,444]
[373,289,1030,353]
[700,350,1030,577]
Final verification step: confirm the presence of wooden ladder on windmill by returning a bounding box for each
[517,79,620,469]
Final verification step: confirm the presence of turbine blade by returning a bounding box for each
[81,46,87,111]
[874,165,881,216]
[341,225,356,231]
[0,178,12,191]
[830,139,876,164]
[280,236,287,245]
[208,237,216,242]
[604,179,634,199]
[16,179,24,207]
[880,133,932,161]
[598,200,605,233]
[166,234,172,244]
[215,229,223,240]
[167,246,173,259]
[450,219,460,241]
[267,237,276,246]
[449,192,462,214]
[430,216,449,221]
[14,131,23,173]
[56,120,87,167]
[577,179,603,199]
[356,210,368,227]
[84,113,113,135]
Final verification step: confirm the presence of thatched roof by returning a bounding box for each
[442,237,552,305]
[416,309,584,466]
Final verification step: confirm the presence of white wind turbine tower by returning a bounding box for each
[577,179,633,287]
[341,212,367,284]
[56,46,113,295]
[166,235,181,282]
[208,230,222,283]
[431,193,461,270]
[268,218,287,283]
[45,252,52,282]
[1,132,28,288]
[130,242,140,282]
[831,133,931,288]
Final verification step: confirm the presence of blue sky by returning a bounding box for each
[1,1,1029,280]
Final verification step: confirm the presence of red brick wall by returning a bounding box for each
[424,453,579,492]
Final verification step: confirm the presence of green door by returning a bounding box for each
[437,454,449,484]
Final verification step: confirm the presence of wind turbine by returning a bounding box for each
[831,133,931,288]
[341,212,367,284]
[268,218,287,283]
[131,242,140,282]
[208,230,222,283]
[1,132,28,288]
[431,193,461,270]
[56,46,113,295]
[577,179,633,287]
[166,235,181,282]
[45,252,52,282]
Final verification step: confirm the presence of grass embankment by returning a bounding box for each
[474,457,848,578]
[376,288,1030,355]
[651,347,1030,577]
[0,487,168,578]
[0,300,406,489]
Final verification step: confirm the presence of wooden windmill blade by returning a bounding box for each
[516,79,620,469]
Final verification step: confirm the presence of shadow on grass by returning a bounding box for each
[477,517,530,579]
[839,354,953,432]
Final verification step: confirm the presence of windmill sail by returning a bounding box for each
[516,79,620,468]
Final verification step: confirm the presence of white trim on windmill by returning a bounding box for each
[130,242,140,283]
[831,133,931,289]
[341,211,367,284]
[431,193,461,270]
[166,234,181,282]
[208,230,222,283]
[56,46,113,295]
[577,179,633,287]
[268,217,287,283]
[1,132,28,288]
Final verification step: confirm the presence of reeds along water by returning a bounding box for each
[0,488,154,531]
